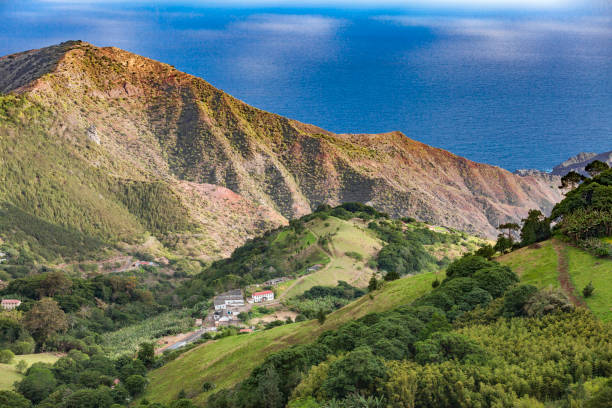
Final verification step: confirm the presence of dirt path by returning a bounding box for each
[552,239,586,307]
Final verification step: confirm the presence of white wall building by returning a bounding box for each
[252,290,274,303]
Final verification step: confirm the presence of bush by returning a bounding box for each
[11,341,35,355]
[474,244,496,260]
[524,288,574,317]
[445,255,494,280]
[0,349,15,364]
[202,382,216,392]
[502,285,538,317]
[583,281,595,298]
[16,360,28,374]
[344,252,363,261]
[0,390,31,408]
[125,374,147,397]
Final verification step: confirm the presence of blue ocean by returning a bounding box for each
[1,1,611,171]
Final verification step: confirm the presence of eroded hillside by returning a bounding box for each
[0,41,563,260]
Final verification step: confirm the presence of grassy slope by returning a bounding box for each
[145,272,436,405]
[565,245,612,322]
[498,239,612,322]
[0,353,60,390]
[275,217,485,299]
[497,240,559,288]
[282,217,382,298]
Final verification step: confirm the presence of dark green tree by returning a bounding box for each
[494,235,513,254]
[498,222,520,241]
[17,366,56,404]
[474,244,496,260]
[322,346,388,399]
[585,160,610,178]
[125,374,148,397]
[502,284,538,317]
[560,171,586,190]
[316,309,326,325]
[63,388,113,408]
[520,210,551,246]
[582,281,595,298]
[0,390,31,408]
[384,270,400,281]
[368,274,379,292]
[137,343,155,368]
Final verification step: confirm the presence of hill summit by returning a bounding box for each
[0,41,562,259]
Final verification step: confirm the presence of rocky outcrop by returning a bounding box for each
[552,151,612,176]
[0,41,565,250]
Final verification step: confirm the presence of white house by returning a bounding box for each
[252,290,274,303]
[214,298,227,311]
[1,299,21,310]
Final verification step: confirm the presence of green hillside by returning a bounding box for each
[178,203,486,303]
[145,272,438,405]
[499,238,612,322]
[199,252,612,408]
[497,240,559,288]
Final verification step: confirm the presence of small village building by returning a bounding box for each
[263,277,290,286]
[252,290,274,303]
[213,289,245,310]
[1,299,21,310]
[214,298,227,311]
[239,328,253,333]
[132,261,158,268]
[306,264,324,273]
[195,319,203,326]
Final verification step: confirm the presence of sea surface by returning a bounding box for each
[1,1,611,171]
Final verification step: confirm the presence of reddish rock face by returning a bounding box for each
[0,41,564,259]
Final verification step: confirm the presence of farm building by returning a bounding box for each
[252,290,274,303]
[306,264,324,273]
[263,277,290,286]
[1,299,21,310]
[213,289,245,310]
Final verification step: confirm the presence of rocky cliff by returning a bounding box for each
[0,41,564,260]
[552,151,612,176]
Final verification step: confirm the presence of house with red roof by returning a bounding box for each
[252,290,274,303]
[1,299,21,310]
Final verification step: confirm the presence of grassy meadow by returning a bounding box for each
[0,353,61,390]
[499,239,612,322]
[497,239,559,288]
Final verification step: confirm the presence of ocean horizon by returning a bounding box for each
[1,1,611,171]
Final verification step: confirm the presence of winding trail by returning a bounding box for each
[551,239,586,307]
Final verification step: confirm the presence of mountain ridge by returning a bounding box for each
[0,41,563,260]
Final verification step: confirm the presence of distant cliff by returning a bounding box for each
[552,151,612,176]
